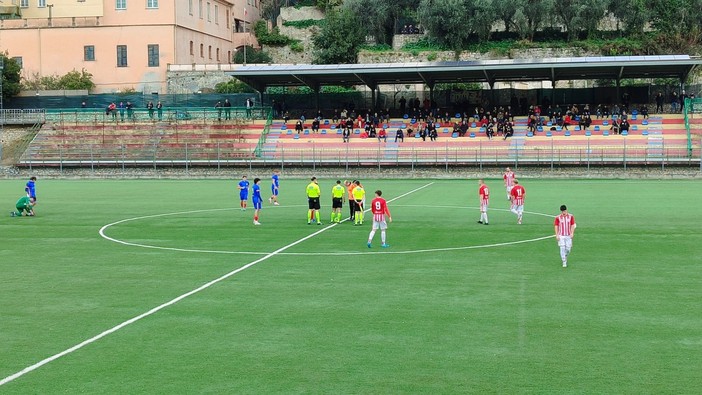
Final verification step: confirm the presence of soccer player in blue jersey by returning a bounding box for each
[25,176,37,204]
[237,175,250,210]
[252,178,262,225]
[269,169,280,205]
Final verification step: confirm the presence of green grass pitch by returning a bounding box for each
[1,177,701,393]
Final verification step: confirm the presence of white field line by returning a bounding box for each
[0,182,434,387]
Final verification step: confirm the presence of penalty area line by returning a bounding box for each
[0,182,433,387]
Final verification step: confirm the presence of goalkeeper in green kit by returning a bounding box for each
[11,196,35,217]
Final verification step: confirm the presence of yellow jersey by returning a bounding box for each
[332,184,345,199]
[352,185,365,201]
[306,182,321,198]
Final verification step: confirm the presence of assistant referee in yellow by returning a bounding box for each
[306,176,322,225]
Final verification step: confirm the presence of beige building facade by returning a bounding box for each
[0,0,259,93]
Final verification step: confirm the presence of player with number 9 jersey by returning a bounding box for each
[367,190,392,248]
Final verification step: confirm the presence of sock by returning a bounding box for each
[381,230,386,244]
[355,212,360,224]
[331,212,335,222]
[336,212,341,222]
[484,213,488,223]
[560,246,567,262]
[359,211,364,223]
[254,215,258,221]
[368,230,376,243]
[307,210,312,222]
[315,211,320,223]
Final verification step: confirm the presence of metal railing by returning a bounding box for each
[0,109,46,125]
[44,106,269,125]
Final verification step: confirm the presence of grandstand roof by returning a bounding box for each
[228,55,702,92]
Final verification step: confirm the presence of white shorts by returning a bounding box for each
[513,204,524,212]
[372,220,388,230]
[506,186,513,194]
[480,202,488,212]
[558,236,573,248]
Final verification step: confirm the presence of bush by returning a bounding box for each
[360,44,392,52]
[215,78,256,94]
[233,46,273,64]
[290,41,305,53]
[253,20,294,46]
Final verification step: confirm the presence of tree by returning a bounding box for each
[343,0,420,45]
[311,9,366,64]
[215,78,256,93]
[1,53,21,100]
[59,69,95,91]
[607,0,650,35]
[554,0,608,40]
[515,0,554,41]
[233,46,273,64]
[493,0,519,34]
[418,0,474,55]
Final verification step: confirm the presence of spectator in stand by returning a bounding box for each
[295,119,304,134]
[655,92,664,113]
[312,118,320,133]
[453,122,461,136]
[378,128,387,142]
[640,104,649,119]
[503,122,514,140]
[147,101,155,119]
[460,120,469,136]
[418,124,427,141]
[442,111,451,124]
[107,102,117,121]
[611,104,621,118]
[126,102,134,120]
[342,128,350,143]
[429,126,438,141]
[332,109,339,124]
[360,129,369,139]
[486,119,495,139]
[395,128,404,142]
[601,105,610,118]
[283,111,290,123]
[118,102,125,122]
[369,124,377,138]
[316,109,323,120]
[610,118,621,135]
[223,99,231,120]
[671,91,679,113]
[579,114,592,130]
[620,119,630,134]
[345,117,354,131]
[399,96,406,115]
[562,113,571,130]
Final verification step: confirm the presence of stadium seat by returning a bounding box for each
[400,124,406,129]
[354,129,360,134]
[293,134,300,139]
[632,125,638,130]
[556,126,562,131]
[324,120,330,125]
[527,132,534,137]
[471,122,477,128]
[546,122,552,126]
[594,126,600,131]
[281,125,287,130]
[632,109,638,115]
[336,129,342,134]
[564,131,571,137]
[451,132,459,138]
[642,120,648,125]
[621,130,628,136]
[479,127,486,133]
[330,124,336,129]
[304,129,310,135]
[603,130,609,136]
[631,115,637,120]
[642,130,649,136]
[455,113,461,118]
[585,131,592,137]
[414,133,421,138]
[537,126,543,132]
[403,114,408,119]
[575,116,581,121]
[546,131,552,137]
[443,128,449,133]
[383,124,388,129]
[470,132,476,138]
[603,120,609,126]
[435,123,441,128]
[286,130,292,135]
[410,119,416,124]
[612,115,618,120]
[321,130,327,135]
[575,126,581,131]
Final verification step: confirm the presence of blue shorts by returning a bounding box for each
[240,193,248,201]
[271,185,279,196]
[253,199,262,209]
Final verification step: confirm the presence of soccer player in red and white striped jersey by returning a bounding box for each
[367,190,392,248]
[477,179,489,225]
[503,167,515,200]
[509,179,526,224]
[554,204,576,267]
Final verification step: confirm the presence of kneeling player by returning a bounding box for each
[11,196,35,217]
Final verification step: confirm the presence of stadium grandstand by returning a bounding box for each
[3,56,702,169]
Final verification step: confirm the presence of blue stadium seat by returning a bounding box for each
[455,113,461,118]
[575,126,581,131]
[451,132,459,138]
[281,125,287,130]
[594,125,600,131]
[537,126,543,132]
[632,125,638,130]
[546,131,552,137]
[443,128,449,133]
[471,122,477,128]
[642,120,648,125]
[324,120,330,125]
[556,126,562,131]
[354,129,360,134]
[585,131,592,137]
[564,131,571,137]
[400,124,406,129]
[642,130,649,136]
[603,120,609,126]
[546,122,552,126]
[527,132,534,137]
[403,114,409,119]
[336,129,342,134]
[415,133,421,138]
[293,134,300,139]
[469,132,476,138]
[435,123,441,128]
[330,124,336,129]
[621,130,628,136]
[321,130,327,134]
[286,130,292,135]
[632,110,638,115]
[603,130,609,136]
[631,115,637,120]
[479,127,486,133]
[304,129,310,135]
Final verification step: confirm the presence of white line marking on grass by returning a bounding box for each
[100,204,555,256]
[0,182,434,387]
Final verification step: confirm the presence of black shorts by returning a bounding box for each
[332,197,343,209]
[308,197,320,210]
[354,200,363,211]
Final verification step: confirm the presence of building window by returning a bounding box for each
[117,45,128,67]
[208,45,212,59]
[206,2,210,22]
[148,44,159,67]
[214,4,218,24]
[189,41,194,55]
[216,48,220,61]
[84,45,95,61]
[12,57,23,69]
[116,0,126,10]
[227,50,231,63]
[198,0,202,18]
[146,0,158,8]
[188,0,193,15]
[226,11,229,29]
[199,43,204,58]
[20,0,29,7]
[38,0,46,7]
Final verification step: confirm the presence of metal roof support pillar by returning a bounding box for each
[616,79,621,108]
[315,88,320,113]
